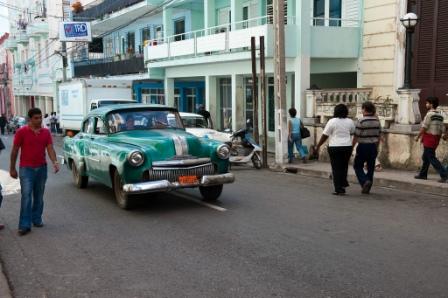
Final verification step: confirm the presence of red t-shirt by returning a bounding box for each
[14,126,53,168]
[422,132,441,149]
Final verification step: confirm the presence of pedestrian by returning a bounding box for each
[414,96,447,182]
[0,136,5,231]
[314,104,355,195]
[9,108,60,236]
[43,113,50,129]
[55,112,60,134]
[0,113,7,135]
[50,112,56,133]
[353,101,382,194]
[197,104,214,128]
[287,107,307,163]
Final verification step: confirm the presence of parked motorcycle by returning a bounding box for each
[227,127,262,169]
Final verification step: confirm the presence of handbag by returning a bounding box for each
[300,126,310,139]
[0,138,5,151]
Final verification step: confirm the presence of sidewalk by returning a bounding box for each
[0,261,12,298]
[281,160,448,197]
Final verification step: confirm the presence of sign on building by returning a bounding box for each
[59,22,92,42]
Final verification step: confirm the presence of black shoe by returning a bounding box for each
[33,223,44,228]
[362,180,373,194]
[414,175,427,180]
[18,229,31,236]
[332,192,345,196]
[438,178,447,183]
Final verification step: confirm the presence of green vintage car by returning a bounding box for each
[63,104,234,209]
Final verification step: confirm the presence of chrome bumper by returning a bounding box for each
[122,173,235,194]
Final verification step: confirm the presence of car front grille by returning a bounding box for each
[143,162,215,183]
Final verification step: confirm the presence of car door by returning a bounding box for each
[83,117,99,178]
[90,117,111,183]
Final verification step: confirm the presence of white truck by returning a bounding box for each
[58,79,135,134]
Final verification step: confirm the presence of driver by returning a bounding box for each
[125,115,135,131]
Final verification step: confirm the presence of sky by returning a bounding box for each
[0,6,9,36]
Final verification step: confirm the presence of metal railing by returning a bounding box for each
[73,54,145,77]
[311,17,360,28]
[73,0,145,21]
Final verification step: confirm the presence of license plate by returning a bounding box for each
[179,175,199,185]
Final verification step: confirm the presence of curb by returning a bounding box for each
[0,261,12,298]
[289,166,448,198]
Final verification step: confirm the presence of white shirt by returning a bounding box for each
[322,118,355,147]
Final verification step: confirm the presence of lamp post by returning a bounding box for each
[400,12,419,89]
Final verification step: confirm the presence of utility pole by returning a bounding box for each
[61,0,68,82]
[273,0,288,165]
[259,36,268,168]
[250,36,259,144]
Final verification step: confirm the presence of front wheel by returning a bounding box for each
[113,171,134,210]
[251,152,262,169]
[72,162,88,188]
[199,185,223,201]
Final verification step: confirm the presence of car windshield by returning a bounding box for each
[98,100,134,107]
[107,109,184,133]
[182,115,208,128]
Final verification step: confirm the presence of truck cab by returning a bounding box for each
[89,99,136,111]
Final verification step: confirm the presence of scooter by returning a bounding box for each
[227,127,263,169]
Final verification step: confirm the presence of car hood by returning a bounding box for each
[185,128,231,143]
[106,129,210,160]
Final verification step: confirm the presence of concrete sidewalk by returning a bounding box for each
[281,160,448,197]
[0,261,12,298]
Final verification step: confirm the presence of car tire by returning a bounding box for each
[199,184,223,201]
[251,152,262,169]
[113,171,134,210]
[72,162,88,188]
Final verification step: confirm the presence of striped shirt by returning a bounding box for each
[355,115,381,144]
[422,109,445,148]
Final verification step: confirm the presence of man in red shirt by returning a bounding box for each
[9,108,60,236]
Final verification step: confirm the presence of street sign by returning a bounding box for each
[59,22,92,42]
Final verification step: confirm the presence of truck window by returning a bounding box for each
[94,118,107,135]
[83,117,95,134]
[90,103,98,110]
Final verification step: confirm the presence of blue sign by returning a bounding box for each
[64,23,88,38]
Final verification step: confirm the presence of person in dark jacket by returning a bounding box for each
[0,114,7,135]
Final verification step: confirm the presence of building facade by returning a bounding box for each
[2,0,65,117]
[0,33,15,117]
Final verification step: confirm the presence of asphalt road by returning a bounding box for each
[0,135,448,298]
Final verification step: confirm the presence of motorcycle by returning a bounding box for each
[227,127,263,169]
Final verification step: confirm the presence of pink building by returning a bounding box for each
[0,33,15,118]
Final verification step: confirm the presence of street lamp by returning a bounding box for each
[400,12,419,89]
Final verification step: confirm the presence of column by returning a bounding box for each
[164,78,175,107]
[392,89,421,132]
[205,75,218,129]
[231,74,244,131]
[286,73,293,108]
[163,7,173,41]
[204,0,216,30]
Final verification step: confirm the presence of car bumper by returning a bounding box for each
[122,173,235,194]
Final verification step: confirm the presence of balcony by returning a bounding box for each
[16,31,29,44]
[144,15,361,67]
[4,38,17,50]
[73,0,163,36]
[26,19,49,37]
[73,54,145,77]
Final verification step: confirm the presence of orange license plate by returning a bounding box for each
[179,175,199,185]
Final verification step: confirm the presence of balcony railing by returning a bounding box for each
[311,17,360,28]
[73,54,145,77]
[73,0,145,21]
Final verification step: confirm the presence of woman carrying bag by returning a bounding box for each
[314,104,355,195]
[288,108,308,163]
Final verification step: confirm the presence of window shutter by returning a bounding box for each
[435,1,448,81]
[415,0,435,83]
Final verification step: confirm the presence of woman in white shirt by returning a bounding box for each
[314,104,355,195]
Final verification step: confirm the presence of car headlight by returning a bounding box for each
[216,144,230,159]
[128,151,145,167]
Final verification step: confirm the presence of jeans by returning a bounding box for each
[288,133,307,161]
[354,143,378,186]
[418,147,447,179]
[19,166,47,230]
[328,146,353,193]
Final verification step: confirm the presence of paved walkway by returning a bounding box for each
[282,160,448,197]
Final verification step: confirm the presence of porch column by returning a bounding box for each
[231,74,244,131]
[205,75,218,128]
[164,78,175,107]
[163,7,173,41]
[204,0,216,30]
[286,73,293,108]
[391,89,422,132]
[231,0,243,29]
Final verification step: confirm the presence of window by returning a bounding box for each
[313,0,342,26]
[141,27,151,47]
[174,19,185,41]
[94,118,106,135]
[83,117,95,134]
[329,0,342,26]
[313,0,325,26]
[126,32,135,54]
[107,109,183,133]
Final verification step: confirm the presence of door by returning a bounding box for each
[174,19,185,41]
[82,117,97,176]
[91,117,110,182]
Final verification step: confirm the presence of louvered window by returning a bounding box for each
[266,0,288,24]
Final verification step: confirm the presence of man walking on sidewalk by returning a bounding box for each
[415,96,447,182]
[9,108,60,236]
[353,101,382,194]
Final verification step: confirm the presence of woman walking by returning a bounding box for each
[314,104,355,195]
[288,108,307,163]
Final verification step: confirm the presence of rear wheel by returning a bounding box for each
[72,162,88,188]
[251,152,262,169]
[113,171,134,210]
[199,185,223,201]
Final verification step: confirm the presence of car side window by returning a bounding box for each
[83,117,95,134]
[91,103,97,110]
[94,118,107,135]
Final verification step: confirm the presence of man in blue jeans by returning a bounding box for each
[353,101,382,194]
[9,108,59,236]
